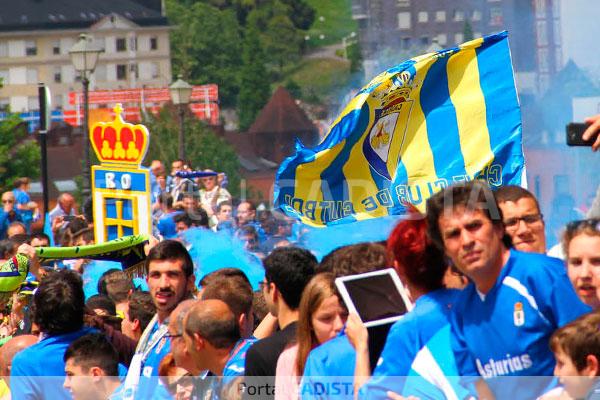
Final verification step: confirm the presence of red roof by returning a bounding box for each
[247,86,317,135]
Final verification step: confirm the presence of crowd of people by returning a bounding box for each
[148,159,295,258]
[0,128,597,400]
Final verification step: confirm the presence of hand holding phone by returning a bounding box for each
[583,114,600,151]
[566,123,596,146]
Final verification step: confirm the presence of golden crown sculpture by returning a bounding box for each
[90,104,149,166]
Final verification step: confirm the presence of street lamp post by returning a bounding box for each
[69,33,103,198]
[169,76,193,160]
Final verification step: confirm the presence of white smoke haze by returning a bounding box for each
[325,0,600,247]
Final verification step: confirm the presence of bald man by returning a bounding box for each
[183,300,255,399]
[0,334,38,395]
[168,300,199,375]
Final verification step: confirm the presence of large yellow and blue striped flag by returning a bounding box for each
[274,31,524,226]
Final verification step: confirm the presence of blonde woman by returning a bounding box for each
[274,273,347,400]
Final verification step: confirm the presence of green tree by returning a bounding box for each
[264,13,302,71]
[168,1,242,107]
[347,41,363,74]
[463,20,474,42]
[280,0,315,30]
[284,79,302,99]
[144,107,242,196]
[0,114,40,191]
[238,26,271,131]
[246,2,303,74]
[176,0,314,30]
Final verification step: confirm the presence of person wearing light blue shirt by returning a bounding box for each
[425,181,591,399]
[11,268,95,400]
[300,334,355,400]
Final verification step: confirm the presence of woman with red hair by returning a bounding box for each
[346,212,473,399]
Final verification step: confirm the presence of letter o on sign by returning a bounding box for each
[121,174,132,190]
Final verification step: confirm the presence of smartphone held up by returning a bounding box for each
[566,122,596,146]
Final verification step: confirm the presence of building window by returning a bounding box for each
[437,34,447,46]
[553,20,561,45]
[116,38,126,52]
[26,68,37,84]
[538,48,549,72]
[129,63,138,79]
[54,94,63,109]
[397,12,411,29]
[116,64,127,80]
[0,98,9,112]
[455,33,464,44]
[53,67,62,83]
[472,10,482,21]
[435,11,446,22]
[453,10,464,22]
[396,0,410,6]
[537,20,548,45]
[52,40,60,55]
[420,36,429,46]
[402,37,411,49]
[490,7,503,26]
[25,40,37,56]
[0,42,7,58]
[150,62,160,79]
[129,37,137,52]
[418,11,428,23]
[150,37,158,51]
[536,0,546,17]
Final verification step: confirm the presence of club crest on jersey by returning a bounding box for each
[513,302,525,326]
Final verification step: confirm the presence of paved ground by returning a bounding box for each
[305,43,346,60]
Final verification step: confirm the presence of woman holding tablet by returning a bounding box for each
[274,272,348,400]
[346,213,474,399]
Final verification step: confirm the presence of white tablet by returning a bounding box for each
[335,268,413,327]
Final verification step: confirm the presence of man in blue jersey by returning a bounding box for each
[425,181,591,399]
[184,299,255,400]
[11,269,96,400]
[122,240,196,400]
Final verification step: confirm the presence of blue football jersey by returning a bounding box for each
[451,250,591,399]
[360,289,473,400]
[212,338,256,400]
